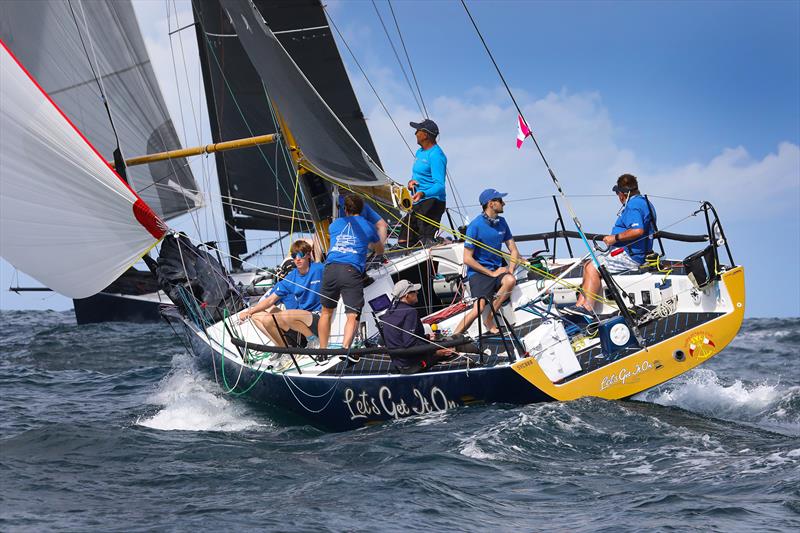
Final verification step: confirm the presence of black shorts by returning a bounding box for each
[320,263,364,313]
[308,311,320,336]
[468,271,508,301]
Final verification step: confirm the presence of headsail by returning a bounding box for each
[0,0,202,221]
[218,0,393,187]
[193,0,384,236]
[0,41,166,299]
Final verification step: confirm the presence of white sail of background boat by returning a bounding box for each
[0,40,166,298]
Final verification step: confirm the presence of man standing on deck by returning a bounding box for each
[453,189,520,336]
[337,192,389,244]
[565,173,657,318]
[238,240,324,347]
[318,195,385,356]
[399,119,447,247]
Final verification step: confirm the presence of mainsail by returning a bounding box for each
[218,0,393,188]
[0,0,202,221]
[0,41,166,299]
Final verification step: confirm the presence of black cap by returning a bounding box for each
[410,119,439,136]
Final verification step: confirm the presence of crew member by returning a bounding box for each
[400,119,447,247]
[337,191,389,244]
[565,173,657,318]
[318,195,384,354]
[382,279,453,374]
[453,188,520,335]
[238,240,323,347]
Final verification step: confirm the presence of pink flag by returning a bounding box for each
[516,114,532,149]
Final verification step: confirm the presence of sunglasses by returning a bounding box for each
[492,198,505,205]
[291,251,306,259]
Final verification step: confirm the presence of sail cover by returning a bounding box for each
[0,0,202,221]
[0,41,166,299]
[218,0,392,187]
[193,0,384,232]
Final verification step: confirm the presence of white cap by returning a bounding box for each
[391,279,422,299]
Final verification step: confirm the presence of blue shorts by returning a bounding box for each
[468,272,512,301]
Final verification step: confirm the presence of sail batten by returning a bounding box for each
[0,40,166,299]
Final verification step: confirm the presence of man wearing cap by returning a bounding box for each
[453,189,520,335]
[568,174,657,317]
[399,118,447,246]
[318,195,385,353]
[382,279,453,373]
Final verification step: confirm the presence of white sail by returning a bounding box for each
[0,40,166,299]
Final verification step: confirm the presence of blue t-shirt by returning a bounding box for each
[411,144,447,203]
[326,215,379,272]
[270,262,324,311]
[337,195,382,226]
[611,195,656,263]
[464,214,513,277]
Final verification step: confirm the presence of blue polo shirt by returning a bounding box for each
[270,261,324,311]
[611,195,656,263]
[411,144,447,203]
[464,214,513,277]
[337,195,382,226]
[326,215,379,272]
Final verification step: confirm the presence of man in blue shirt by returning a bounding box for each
[319,195,385,352]
[453,188,521,336]
[399,119,447,246]
[568,174,657,317]
[238,240,324,347]
[337,192,389,244]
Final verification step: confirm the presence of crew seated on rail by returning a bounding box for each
[382,279,454,374]
[238,240,323,348]
[563,173,657,320]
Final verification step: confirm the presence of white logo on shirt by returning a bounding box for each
[331,222,358,255]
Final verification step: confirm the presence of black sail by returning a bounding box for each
[192,0,385,242]
[217,0,391,187]
[0,0,202,221]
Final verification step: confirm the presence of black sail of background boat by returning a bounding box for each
[0,0,745,431]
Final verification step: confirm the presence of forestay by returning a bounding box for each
[0,41,166,298]
[219,0,392,187]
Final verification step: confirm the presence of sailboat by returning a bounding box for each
[0,0,745,431]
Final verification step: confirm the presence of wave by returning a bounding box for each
[136,352,265,433]
[635,368,800,436]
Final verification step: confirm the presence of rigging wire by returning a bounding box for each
[458,0,601,268]
[67,0,122,153]
[370,0,425,117]
[387,0,428,118]
[324,7,415,156]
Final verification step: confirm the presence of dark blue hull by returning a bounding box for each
[73,293,162,324]
[179,319,552,431]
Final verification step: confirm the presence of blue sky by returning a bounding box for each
[1,0,798,317]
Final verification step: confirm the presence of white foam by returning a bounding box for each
[635,368,800,435]
[137,353,265,432]
[636,368,779,416]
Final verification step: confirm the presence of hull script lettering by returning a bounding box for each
[344,386,457,421]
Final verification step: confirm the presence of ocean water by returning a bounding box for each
[1,311,798,531]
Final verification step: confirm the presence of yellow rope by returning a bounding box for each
[315,176,614,307]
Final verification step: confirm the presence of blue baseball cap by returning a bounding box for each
[410,119,439,136]
[479,188,508,206]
